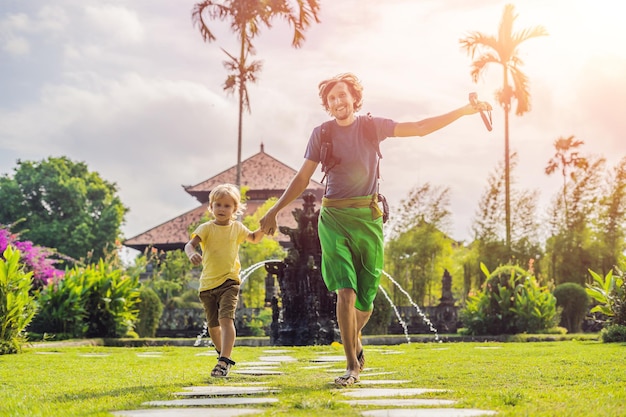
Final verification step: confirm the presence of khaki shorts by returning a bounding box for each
[199,279,240,328]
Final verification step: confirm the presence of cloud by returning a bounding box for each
[1,0,625,248]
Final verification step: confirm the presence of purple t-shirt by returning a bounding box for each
[305,115,396,198]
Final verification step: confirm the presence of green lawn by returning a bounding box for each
[1,339,624,416]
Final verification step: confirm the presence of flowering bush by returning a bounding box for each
[0,227,64,290]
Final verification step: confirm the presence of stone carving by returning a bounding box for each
[265,193,339,345]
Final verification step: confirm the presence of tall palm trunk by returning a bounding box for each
[236,34,246,187]
[503,68,511,253]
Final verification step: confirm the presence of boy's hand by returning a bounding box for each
[188,252,202,266]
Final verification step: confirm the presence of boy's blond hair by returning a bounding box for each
[208,184,246,220]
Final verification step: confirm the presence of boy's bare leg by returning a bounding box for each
[208,325,222,353]
[218,317,236,359]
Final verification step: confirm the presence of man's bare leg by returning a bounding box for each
[335,288,372,384]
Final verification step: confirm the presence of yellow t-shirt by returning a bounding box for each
[191,220,251,292]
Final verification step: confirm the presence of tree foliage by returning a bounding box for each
[384,183,455,306]
[0,157,128,262]
[469,153,542,287]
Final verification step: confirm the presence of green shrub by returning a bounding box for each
[28,271,89,339]
[601,324,626,342]
[79,260,140,338]
[0,246,37,354]
[135,286,163,338]
[460,263,558,335]
[587,269,626,329]
[553,282,589,333]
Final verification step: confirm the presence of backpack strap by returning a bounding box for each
[320,120,340,184]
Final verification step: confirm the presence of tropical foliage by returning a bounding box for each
[0,246,37,354]
[586,269,626,342]
[29,259,141,339]
[460,263,558,335]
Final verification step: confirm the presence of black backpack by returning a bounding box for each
[319,113,389,223]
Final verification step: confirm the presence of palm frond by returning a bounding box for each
[469,53,500,83]
[192,1,231,43]
[509,67,531,115]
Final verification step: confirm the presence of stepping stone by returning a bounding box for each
[233,369,284,376]
[342,388,446,397]
[174,386,278,396]
[238,366,281,372]
[474,346,502,350]
[262,349,291,354]
[357,371,395,377]
[33,351,62,355]
[238,361,280,367]
[344,398,456,406]
[113,408,263,416]
[79,353,110,357]
[258,355,297,362]
[310,355,346,363]
[361,409,497,417]
[358,379,412,385]
[143,397,278,407]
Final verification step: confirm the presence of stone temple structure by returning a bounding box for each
[264,193,339,346]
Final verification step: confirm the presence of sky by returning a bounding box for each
[1,0,625,259]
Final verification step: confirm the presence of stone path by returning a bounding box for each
[112,349,497,417]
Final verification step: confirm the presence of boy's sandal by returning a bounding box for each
[357,349,365,371]
[334,373,359,387]
[211,356,235,377]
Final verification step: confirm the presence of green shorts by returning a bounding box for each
[318,204,383,311]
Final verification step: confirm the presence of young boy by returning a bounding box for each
[184,183,265,377]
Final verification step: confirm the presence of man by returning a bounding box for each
[260,72,491,386]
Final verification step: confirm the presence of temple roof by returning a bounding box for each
[184,143,321,203]
[123,144,324,253]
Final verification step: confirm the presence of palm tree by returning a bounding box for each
[460,3,547,252]
[192,0,321,187]
[545,135,589,220]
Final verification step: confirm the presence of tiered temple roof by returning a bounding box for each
[123,144,324,253]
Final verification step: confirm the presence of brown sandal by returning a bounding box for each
[334,373,359,387]
[211,357,235,377]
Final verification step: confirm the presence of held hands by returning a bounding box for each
[260,211,278,236]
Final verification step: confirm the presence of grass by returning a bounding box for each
[1,338,625,416]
